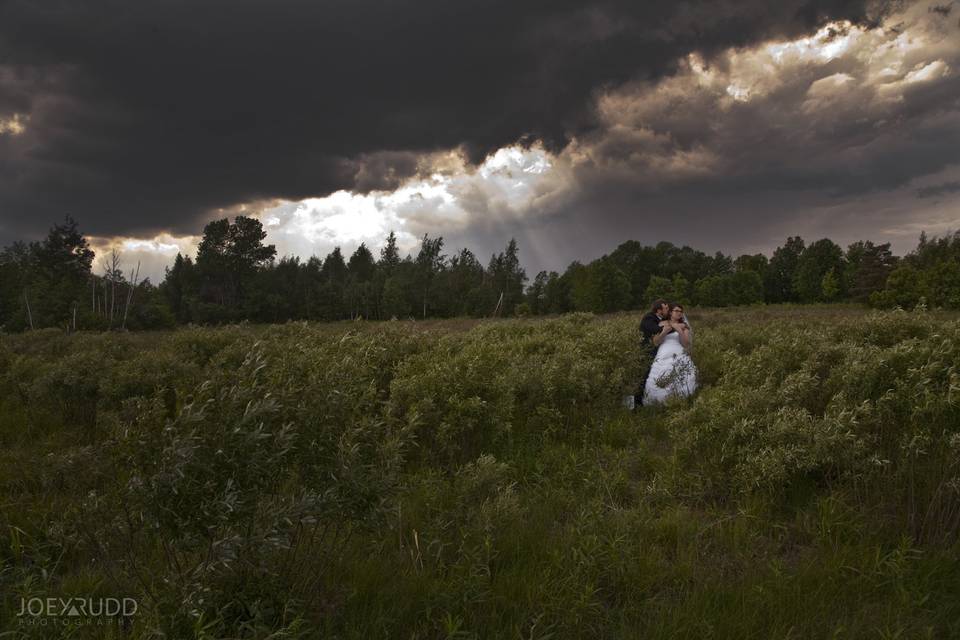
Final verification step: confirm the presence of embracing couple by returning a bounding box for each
[632,299,698,407]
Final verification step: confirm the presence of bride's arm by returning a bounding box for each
[677,325,691,349]
[652,323,672,346]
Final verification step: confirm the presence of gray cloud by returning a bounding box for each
[0,0,889,245]
[916,179,960,198]
[576,16,960,197]
[421,1,960,272]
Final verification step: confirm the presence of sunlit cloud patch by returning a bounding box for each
[0,113,27,136]
[87,233,200,285]
[255,143,568,262]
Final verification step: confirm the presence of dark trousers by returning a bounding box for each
[635,346,656,404]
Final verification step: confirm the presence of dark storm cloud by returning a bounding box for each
[562,1,960,207]
[916,180,960,198]
[410,0,960,272]
[0,0,884,243]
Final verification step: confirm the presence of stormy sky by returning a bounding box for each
[1,0,958,283]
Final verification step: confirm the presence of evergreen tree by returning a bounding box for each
[588,258,632,312]
[567,262,593,312]
[22,216,95,329]
[487,238,527,316]
[303,255,325,320]
[379,231,401,272]
[243,255,307,322]
[907,230,960,269]
[710,251,734,275]
[316,247,349,320]
[844,241,896,302]
[542,271,569,314]
[347,243,376,318]
[35,215,95,282]
[348,243,376,281]
[382,258,417,319]
[415,234,445,319]
[765,236,805,303]
[794,239,845,303]
[446,248,485,316]
[526,271,549,315]
[0,241,34,329]
[160,252,196,323]
[873,232,960,309]
[607,240,663,308]
[195,218,232,308]
[322,247,348,282]
[373,231,402,319]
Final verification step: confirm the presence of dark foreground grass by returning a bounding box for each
[1,305,959,638]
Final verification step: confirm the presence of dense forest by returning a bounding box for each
[1,215,958,331]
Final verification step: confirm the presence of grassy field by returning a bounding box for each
[1,305,959,638]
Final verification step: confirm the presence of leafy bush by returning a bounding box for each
[4,307,960,638]
[667,309,960,543]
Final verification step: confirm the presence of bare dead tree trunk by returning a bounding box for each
[23,291,34,330]
[72,302,77,332]
[491,291,503,318]
[100,249,123,330]
[121,261,140,330]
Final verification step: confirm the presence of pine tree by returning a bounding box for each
[29,216,95,328]
[415,234,445,319]
[765,236,805,303]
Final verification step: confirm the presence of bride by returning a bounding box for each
[642,302,698,405]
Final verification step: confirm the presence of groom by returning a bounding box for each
[634,299,670,406]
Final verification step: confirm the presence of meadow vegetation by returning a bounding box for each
[1,305,959,638]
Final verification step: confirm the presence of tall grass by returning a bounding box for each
[1,306,959,638]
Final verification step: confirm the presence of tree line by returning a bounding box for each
[1,215,958,331]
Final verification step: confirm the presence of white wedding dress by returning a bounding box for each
[642,330,698,405]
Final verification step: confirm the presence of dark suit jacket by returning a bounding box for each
[640,312,674,355]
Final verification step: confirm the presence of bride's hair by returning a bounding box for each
[668,302,693,340]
